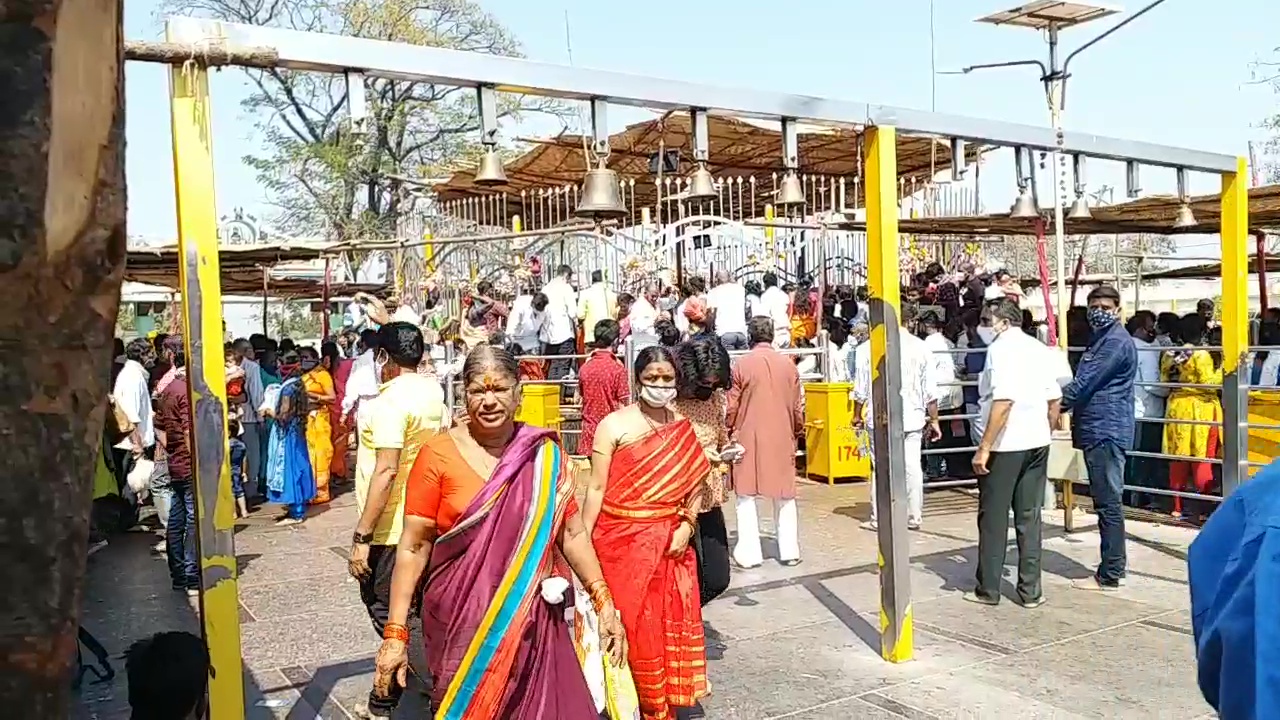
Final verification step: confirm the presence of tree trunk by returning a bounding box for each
[0,0,126,716]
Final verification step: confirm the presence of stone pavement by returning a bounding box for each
[74,480,1212,719]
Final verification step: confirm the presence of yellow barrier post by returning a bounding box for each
[803,383,869,483]
[1221,157,1250,495]
[865,126,912,663]
[167,32,245,720]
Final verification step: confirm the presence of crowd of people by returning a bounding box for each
[98,250,1271,719]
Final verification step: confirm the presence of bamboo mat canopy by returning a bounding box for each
[124,241,384,296]
[1140,255,1280,281]
[432,115,983,214]
[870,184,1280,237]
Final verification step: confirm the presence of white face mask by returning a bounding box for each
[639,384,677,408]
[976,327,996,345]
[374,352,388,383]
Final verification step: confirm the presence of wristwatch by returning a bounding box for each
[352,530,374,545]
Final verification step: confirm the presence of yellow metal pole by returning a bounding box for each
[764,203,776,261]
[865,126,912,663]
[423,230,436,274]
[168,53,245,719]
[1221,157,1250,496]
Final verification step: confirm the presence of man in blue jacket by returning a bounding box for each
[1060,285,1137,591]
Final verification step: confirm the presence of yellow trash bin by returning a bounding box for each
[803,382,871,484]
[516,383,563,432]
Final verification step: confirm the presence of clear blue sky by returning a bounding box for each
[125,0,1280,247]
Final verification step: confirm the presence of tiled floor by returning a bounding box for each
[73,481,1211,719]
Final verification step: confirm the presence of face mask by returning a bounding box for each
[639,384,677,408]
[1087,307,1118,330]
[976,327,996,345]
[374,352,389,382]
[300,359,319,371]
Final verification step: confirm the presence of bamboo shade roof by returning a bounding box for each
[432,115,981,215]
[881,184,1280,237]
[125,242,383,297]
[1141,255,1280,280]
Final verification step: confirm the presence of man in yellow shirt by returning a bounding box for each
[345,322,448,718]
[577,269,617,345]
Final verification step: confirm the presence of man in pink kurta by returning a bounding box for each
[727,316,804,567]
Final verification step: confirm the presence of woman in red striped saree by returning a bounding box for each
[584,345,713,720]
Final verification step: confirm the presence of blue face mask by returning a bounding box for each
[1087,307,1118,330]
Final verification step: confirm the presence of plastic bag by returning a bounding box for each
[126,458,155,497]
[603,657,641,720]
[570,578,606,713]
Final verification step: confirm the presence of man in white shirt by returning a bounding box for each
[539,264,579,399]
[706,270,750,350]
[967,297,1062,608]
[1127,311,1169,510]
[342,329,382,428]
[851,303,941,530]
[576,270,616,346]
[759,271,791,348]
[111,338,157,494]
[505,289,547,354]
[628,282,660,348]
[231,339,267,499]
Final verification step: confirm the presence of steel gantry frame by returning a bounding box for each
[154,16,1247,719]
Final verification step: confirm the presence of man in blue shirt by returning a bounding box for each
[1060,285,1137,591]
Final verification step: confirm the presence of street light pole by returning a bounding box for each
[966,0,1172,348]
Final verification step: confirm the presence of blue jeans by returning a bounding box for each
[1083,441,1127,585]
[720,332,748,351]
[166,477,199,590]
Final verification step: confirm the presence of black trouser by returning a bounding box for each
[693,507,730,606]
[975,446,1049,604]
[925,407,971,479]
[109,447,135,495]
[358,544,428,715]
[543,338,577,402]
[1125,420,1166,510]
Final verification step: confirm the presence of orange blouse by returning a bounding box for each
[404,430,580,535]
[404,433,488,535]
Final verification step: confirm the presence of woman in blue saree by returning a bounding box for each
[266,351,315,525]
[370,344,628,718]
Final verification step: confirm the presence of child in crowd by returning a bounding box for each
[228,419,248,518]
[126,631,211,720]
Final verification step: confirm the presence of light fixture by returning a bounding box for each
[575,159,627,219]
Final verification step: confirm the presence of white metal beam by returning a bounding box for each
[166,17,1239,174]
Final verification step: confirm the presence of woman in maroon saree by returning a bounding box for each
[373,345,627,719]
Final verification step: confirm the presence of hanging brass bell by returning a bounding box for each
[686,163,717,201]
[1009,187,1039,219]
[574,160,627,219]
[776,170,805,207]
[474,145,507,186]
[1067,195,1092,220]
[1172,202,1197,229]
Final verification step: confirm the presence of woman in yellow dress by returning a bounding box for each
[1162,313,1221,519]
[300,347,337,504]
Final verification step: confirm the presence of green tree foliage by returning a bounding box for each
[163,0,570,241]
